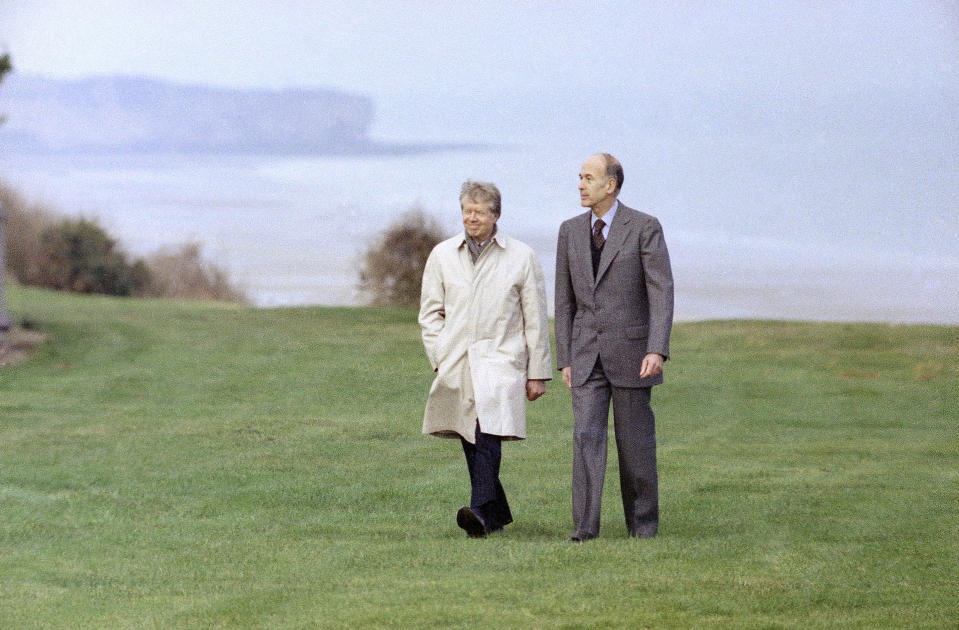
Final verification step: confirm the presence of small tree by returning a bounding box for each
[1,51,13,336]
[359,208,446,307]
[142,242,246,303]
[37,217,151,296]
[0,198,11,336]
[1,182,53,286]
[0,51,10,126]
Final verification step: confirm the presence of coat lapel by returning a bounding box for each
[595,206,631,286]
[569,211,594,287]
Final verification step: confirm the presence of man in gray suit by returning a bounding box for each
[555,153,674,541]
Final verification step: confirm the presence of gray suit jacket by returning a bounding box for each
[555,203,674,388]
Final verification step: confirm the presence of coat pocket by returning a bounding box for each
[626,324,649,339]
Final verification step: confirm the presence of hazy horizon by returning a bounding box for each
[2,1,957,322]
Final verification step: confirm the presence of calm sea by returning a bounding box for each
[3,144,957,324]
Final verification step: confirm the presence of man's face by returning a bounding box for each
[462,199,497,242]
[578,156,615,209]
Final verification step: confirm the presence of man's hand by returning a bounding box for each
[526,379,546,401]
[639,353,665,379]
[560,366,572,390]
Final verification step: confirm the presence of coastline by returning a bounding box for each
[3,149,956,327]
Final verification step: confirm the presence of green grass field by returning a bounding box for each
[1,285,957,629]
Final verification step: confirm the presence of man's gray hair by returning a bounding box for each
[459,180,501,217]
[601,153,624,194]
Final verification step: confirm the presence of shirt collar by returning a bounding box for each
[591,200,619,227]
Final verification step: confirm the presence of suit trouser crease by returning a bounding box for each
[571,359,658,537]
[460,421,513,529]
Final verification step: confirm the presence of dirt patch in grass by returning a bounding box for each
[0,326,47,367]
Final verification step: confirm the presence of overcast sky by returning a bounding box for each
[3,1,956,98]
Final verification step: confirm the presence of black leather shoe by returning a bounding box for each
[457,506,487,538]
[630,526,658,539]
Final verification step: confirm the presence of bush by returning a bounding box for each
[2,180,245,303]
[37,217,150,296]
[1,182,53,286]
[141,243,246,303]
[359,208,446,307]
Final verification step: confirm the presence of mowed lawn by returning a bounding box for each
[1,285,957,629]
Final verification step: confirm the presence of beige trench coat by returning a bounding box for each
[419,231,552,443]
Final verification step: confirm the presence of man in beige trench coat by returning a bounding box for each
[419,180,552,538]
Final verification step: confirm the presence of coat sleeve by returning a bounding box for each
[640,217,674,359]
[554,221,575,370]
[520,250,553,380]
[418,248,446,370]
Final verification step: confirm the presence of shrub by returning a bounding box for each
[1,182,54,286]
[2,180,245,303]
[359,208,446,307]
[37,217,150,296]
[142,242,247,303]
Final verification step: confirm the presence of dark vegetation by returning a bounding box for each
[1,181,246,303]
[0,51,10,126]
[359,208,445,307]
[37,217,151,296]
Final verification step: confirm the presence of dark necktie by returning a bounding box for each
[592,219,606,250]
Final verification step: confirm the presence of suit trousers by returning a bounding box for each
[571,358,659,538]
[460,421,513,530]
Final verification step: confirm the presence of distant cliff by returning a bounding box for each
[0,74,377,154]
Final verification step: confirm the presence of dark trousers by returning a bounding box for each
[571,358,659,538]
[460,421,513,530]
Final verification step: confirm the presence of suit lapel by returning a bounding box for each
[595,205,631,286]
[569,211,593,285]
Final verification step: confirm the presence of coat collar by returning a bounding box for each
[458,227,509,251]
[595,203,632,284]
